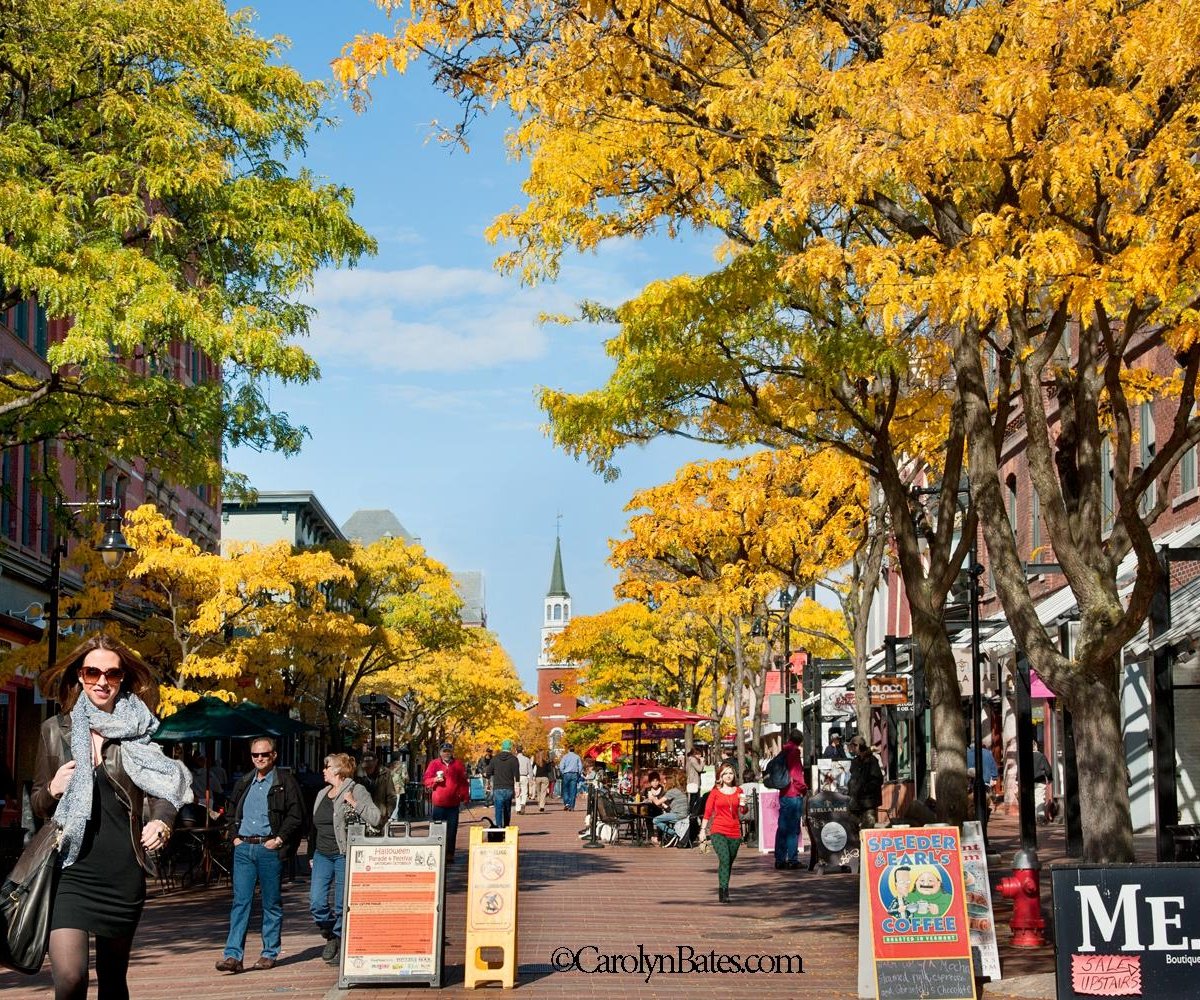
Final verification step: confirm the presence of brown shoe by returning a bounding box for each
[251,957,277,970]
[215,957,243,974]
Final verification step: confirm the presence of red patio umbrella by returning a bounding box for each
[568,698,712,793]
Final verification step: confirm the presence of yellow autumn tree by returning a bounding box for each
[378,632,529,760]
[338,0,1200,856]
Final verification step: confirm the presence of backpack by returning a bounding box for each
[763,751,792,791]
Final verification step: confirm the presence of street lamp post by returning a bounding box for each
[779,586,795,741]
[47,499,134,669]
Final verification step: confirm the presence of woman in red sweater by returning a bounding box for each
[699,762,747,903]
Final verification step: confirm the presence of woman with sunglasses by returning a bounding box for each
[32,634,192,999]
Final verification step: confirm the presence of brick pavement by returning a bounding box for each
[1,800,1117,999]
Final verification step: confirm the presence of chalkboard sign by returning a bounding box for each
[1052,863,1200,999]
[875,958,974,999]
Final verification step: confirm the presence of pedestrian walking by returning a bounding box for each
[309,753,382,964]
[515,745,532,814]
[216,735,304,974]
[846,735,884,831]
[477,748,494,805]
[422,742,470,861]
[558,744,584,811]
[357,749,397,827]
[486,740,521,827]
[774,728,808,870]
[699,762,748,903]
[1032,740,1056,823]
[33,635,192,1000]
[531,751,554,811]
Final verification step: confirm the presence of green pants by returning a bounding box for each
[711,832,741,890]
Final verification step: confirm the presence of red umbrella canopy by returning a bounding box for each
[569,698,711,725]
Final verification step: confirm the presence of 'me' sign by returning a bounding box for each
[1052,864,1200,998]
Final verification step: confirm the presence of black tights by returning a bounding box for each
[48,927,134,1000]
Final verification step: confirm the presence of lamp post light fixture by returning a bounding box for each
[753,586,799,746]
[47,499,134,669]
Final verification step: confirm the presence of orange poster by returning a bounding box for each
[342,842,443,979]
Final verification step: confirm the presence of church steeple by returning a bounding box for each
[547,536,569,598]
[539,535,571,666]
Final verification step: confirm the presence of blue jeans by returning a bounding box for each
[309,851,346,939]
[493,788,514,827]
[224,842,283,960]
[774,794,805,864]
[430,804,460,860]
[653,813,683,839]
[561,773,580,809]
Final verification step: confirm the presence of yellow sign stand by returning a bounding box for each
[464,825,519,989]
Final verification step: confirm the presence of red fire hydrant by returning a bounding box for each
[996,848,1047,947]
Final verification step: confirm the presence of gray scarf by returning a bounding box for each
[54,692,193,868]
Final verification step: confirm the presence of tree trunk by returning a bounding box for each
[1068,669,1134,862]
[914,613,968,825]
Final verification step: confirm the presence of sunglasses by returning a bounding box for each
[250,751,275,759]
[80,666,125,684]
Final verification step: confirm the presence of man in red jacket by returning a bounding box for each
[423,742,470,863]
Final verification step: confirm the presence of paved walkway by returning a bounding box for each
[1,800,1107,998]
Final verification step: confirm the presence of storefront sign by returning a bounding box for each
[960,822,1001,981]
[823,686,856,717]
[340,825,446,988]
[1051,864,1200,999]
[869,675,911,707]
[857,826,976,1000]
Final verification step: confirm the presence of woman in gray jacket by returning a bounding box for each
[309,753,382,963]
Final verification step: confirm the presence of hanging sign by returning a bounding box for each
[869,675,911,707]
[856,825,976,1000]
[823,686,856,717]
[1052,863,1200,999]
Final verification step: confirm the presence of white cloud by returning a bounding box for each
[303,266,556,373]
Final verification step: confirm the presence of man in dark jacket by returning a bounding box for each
[846,736,884,831]
[485,739,521,827]
[358,749,398,824]
[216,736,304,974]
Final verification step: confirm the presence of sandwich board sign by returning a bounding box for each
[857,826,976,1000]
[338,822,447,988]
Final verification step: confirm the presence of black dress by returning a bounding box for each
[51,764,146,937]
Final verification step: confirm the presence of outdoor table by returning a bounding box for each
[174,824,231,887]
[626,801,655,846]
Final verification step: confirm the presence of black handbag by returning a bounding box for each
[0,820,62,975]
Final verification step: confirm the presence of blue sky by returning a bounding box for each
[233,1,725,692]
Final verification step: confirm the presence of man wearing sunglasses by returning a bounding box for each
[216,736,304,974]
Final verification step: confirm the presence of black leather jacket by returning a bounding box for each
[32,713,178,873]
[226,766,305,855]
